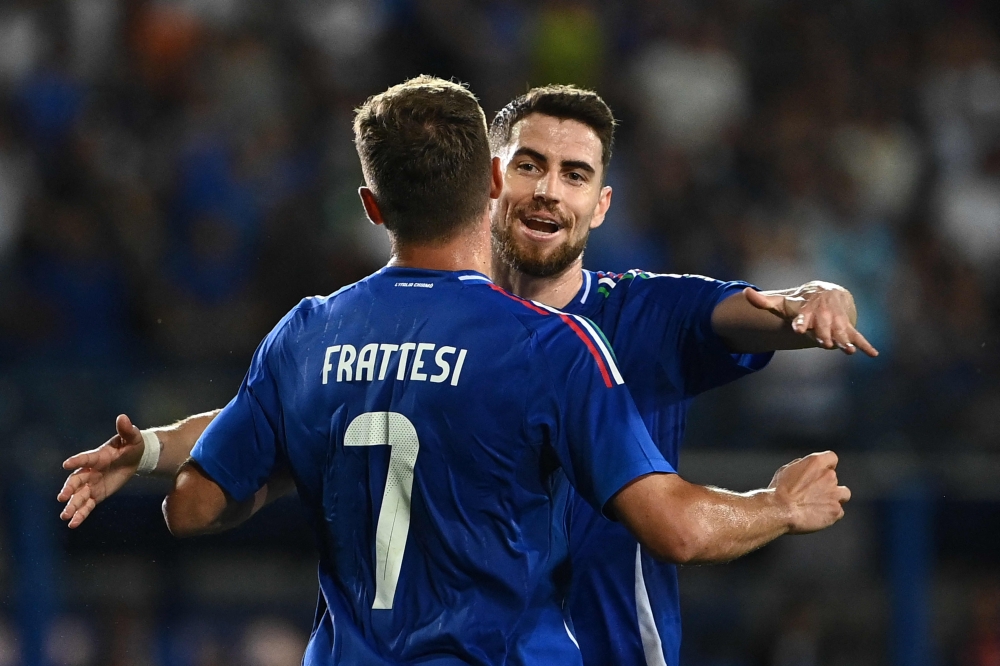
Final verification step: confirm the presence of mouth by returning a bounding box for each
[521,215,563,236]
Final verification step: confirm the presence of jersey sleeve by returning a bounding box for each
[190,315,292,503]
[626,274,772,397]
[533,316,676,516]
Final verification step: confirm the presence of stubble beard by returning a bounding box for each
[491,206,590,279]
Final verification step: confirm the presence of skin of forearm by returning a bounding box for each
[148,410,222,477]
[670,485,790,564]
[711,290,815,354]
[614,475,791,565]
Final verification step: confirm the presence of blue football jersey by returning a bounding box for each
[560,270,773,666]
[190,267,675,666]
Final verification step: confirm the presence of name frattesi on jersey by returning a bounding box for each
[322,343,469,386]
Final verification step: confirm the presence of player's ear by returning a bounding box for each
[489,157,503,200]
[589,185,612,230]
[359,187,385,226]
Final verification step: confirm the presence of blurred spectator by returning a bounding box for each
[935,147,1000,283]
[0,6,43,85]
[530,0,605,89]
[19,198,130,361]
[44,616,97,666]
[831,119,923,221]
[0,618,18,666]
[240,618,308,666]
[964,582,1000,666]
[921,17,1000,177]
[630,20,748,154]
[69,0,120,82]
[0,115,34,264]
[771,601,820,666]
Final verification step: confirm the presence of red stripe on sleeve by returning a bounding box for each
[488,284,613,388]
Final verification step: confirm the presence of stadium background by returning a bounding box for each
[0,0,998,664]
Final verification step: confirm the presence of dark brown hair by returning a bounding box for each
[489,85,617,170]
[353,76,492,244]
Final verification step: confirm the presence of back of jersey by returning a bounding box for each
[191,267,672,666]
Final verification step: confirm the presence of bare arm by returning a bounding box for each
[609,451,850,565]
[163,460,296,537]
[711,282,878,357]
[146,410,222,475]
[59,410,221,527]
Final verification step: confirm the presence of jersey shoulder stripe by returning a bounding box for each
[594,269,715,300]
[533,301,624,386]
[490,285,624,388]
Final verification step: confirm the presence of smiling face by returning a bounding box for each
[491,113,612,278]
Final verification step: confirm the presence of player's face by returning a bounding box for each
[492,114,612,277]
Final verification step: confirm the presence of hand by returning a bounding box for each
[744,282,878,357]
[769,451,851,534]
[57,414,146,528]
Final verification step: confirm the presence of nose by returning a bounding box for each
[533,169,561,203]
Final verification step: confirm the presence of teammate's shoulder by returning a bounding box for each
[593,269,727,301]
[479,283,573,334]
[486,287,622,383]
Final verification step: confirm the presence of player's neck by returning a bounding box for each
[495,256,585,310]
[387,216,492,276]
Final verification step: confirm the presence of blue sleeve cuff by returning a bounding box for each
[687,281,774,395]
[597,458,677,520]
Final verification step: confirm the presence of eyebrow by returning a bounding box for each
[512,147,596,175]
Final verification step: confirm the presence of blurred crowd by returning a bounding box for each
[0,0,998,446]
[1,0,999,664]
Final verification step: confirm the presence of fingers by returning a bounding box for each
[793,287,878,357]
[744,288,786,316]
[797,450,838,470]
[60,483,92,523]
[830,323,856,354]
[67,496,97,529]
[848,329,879,358]
[115,414,143,447]
[62,447,107,471]
[838,485,852,504]
[792,311,814,335]
[811,310,835,349]
[57,469,91,502]
[815,450,839,470]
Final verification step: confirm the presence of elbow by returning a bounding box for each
[162,466,220,537]
[162,491,204,537]
[642,522,707,565]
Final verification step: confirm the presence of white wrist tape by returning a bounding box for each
[137,430,162,475]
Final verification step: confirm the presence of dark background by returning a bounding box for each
[0,0,998,664]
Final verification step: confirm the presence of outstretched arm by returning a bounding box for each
[58,410,221,528]
[610,451,850,565]
[711,281,878,356]
[162,460,295,537]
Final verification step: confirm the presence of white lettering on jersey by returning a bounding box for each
[450,349,468,386]
[322,345,341,384]
[410,343,435,381]
[337,344,357,382]
[430,346,456,383]
[377,344,400,380]
[322,342,469,386]
[396,343,417,380]
[356,343,379,381]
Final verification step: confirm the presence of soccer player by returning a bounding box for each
[486,86,876,666]
[58,83,859,664]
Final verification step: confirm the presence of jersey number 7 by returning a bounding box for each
[345,412,421,610]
